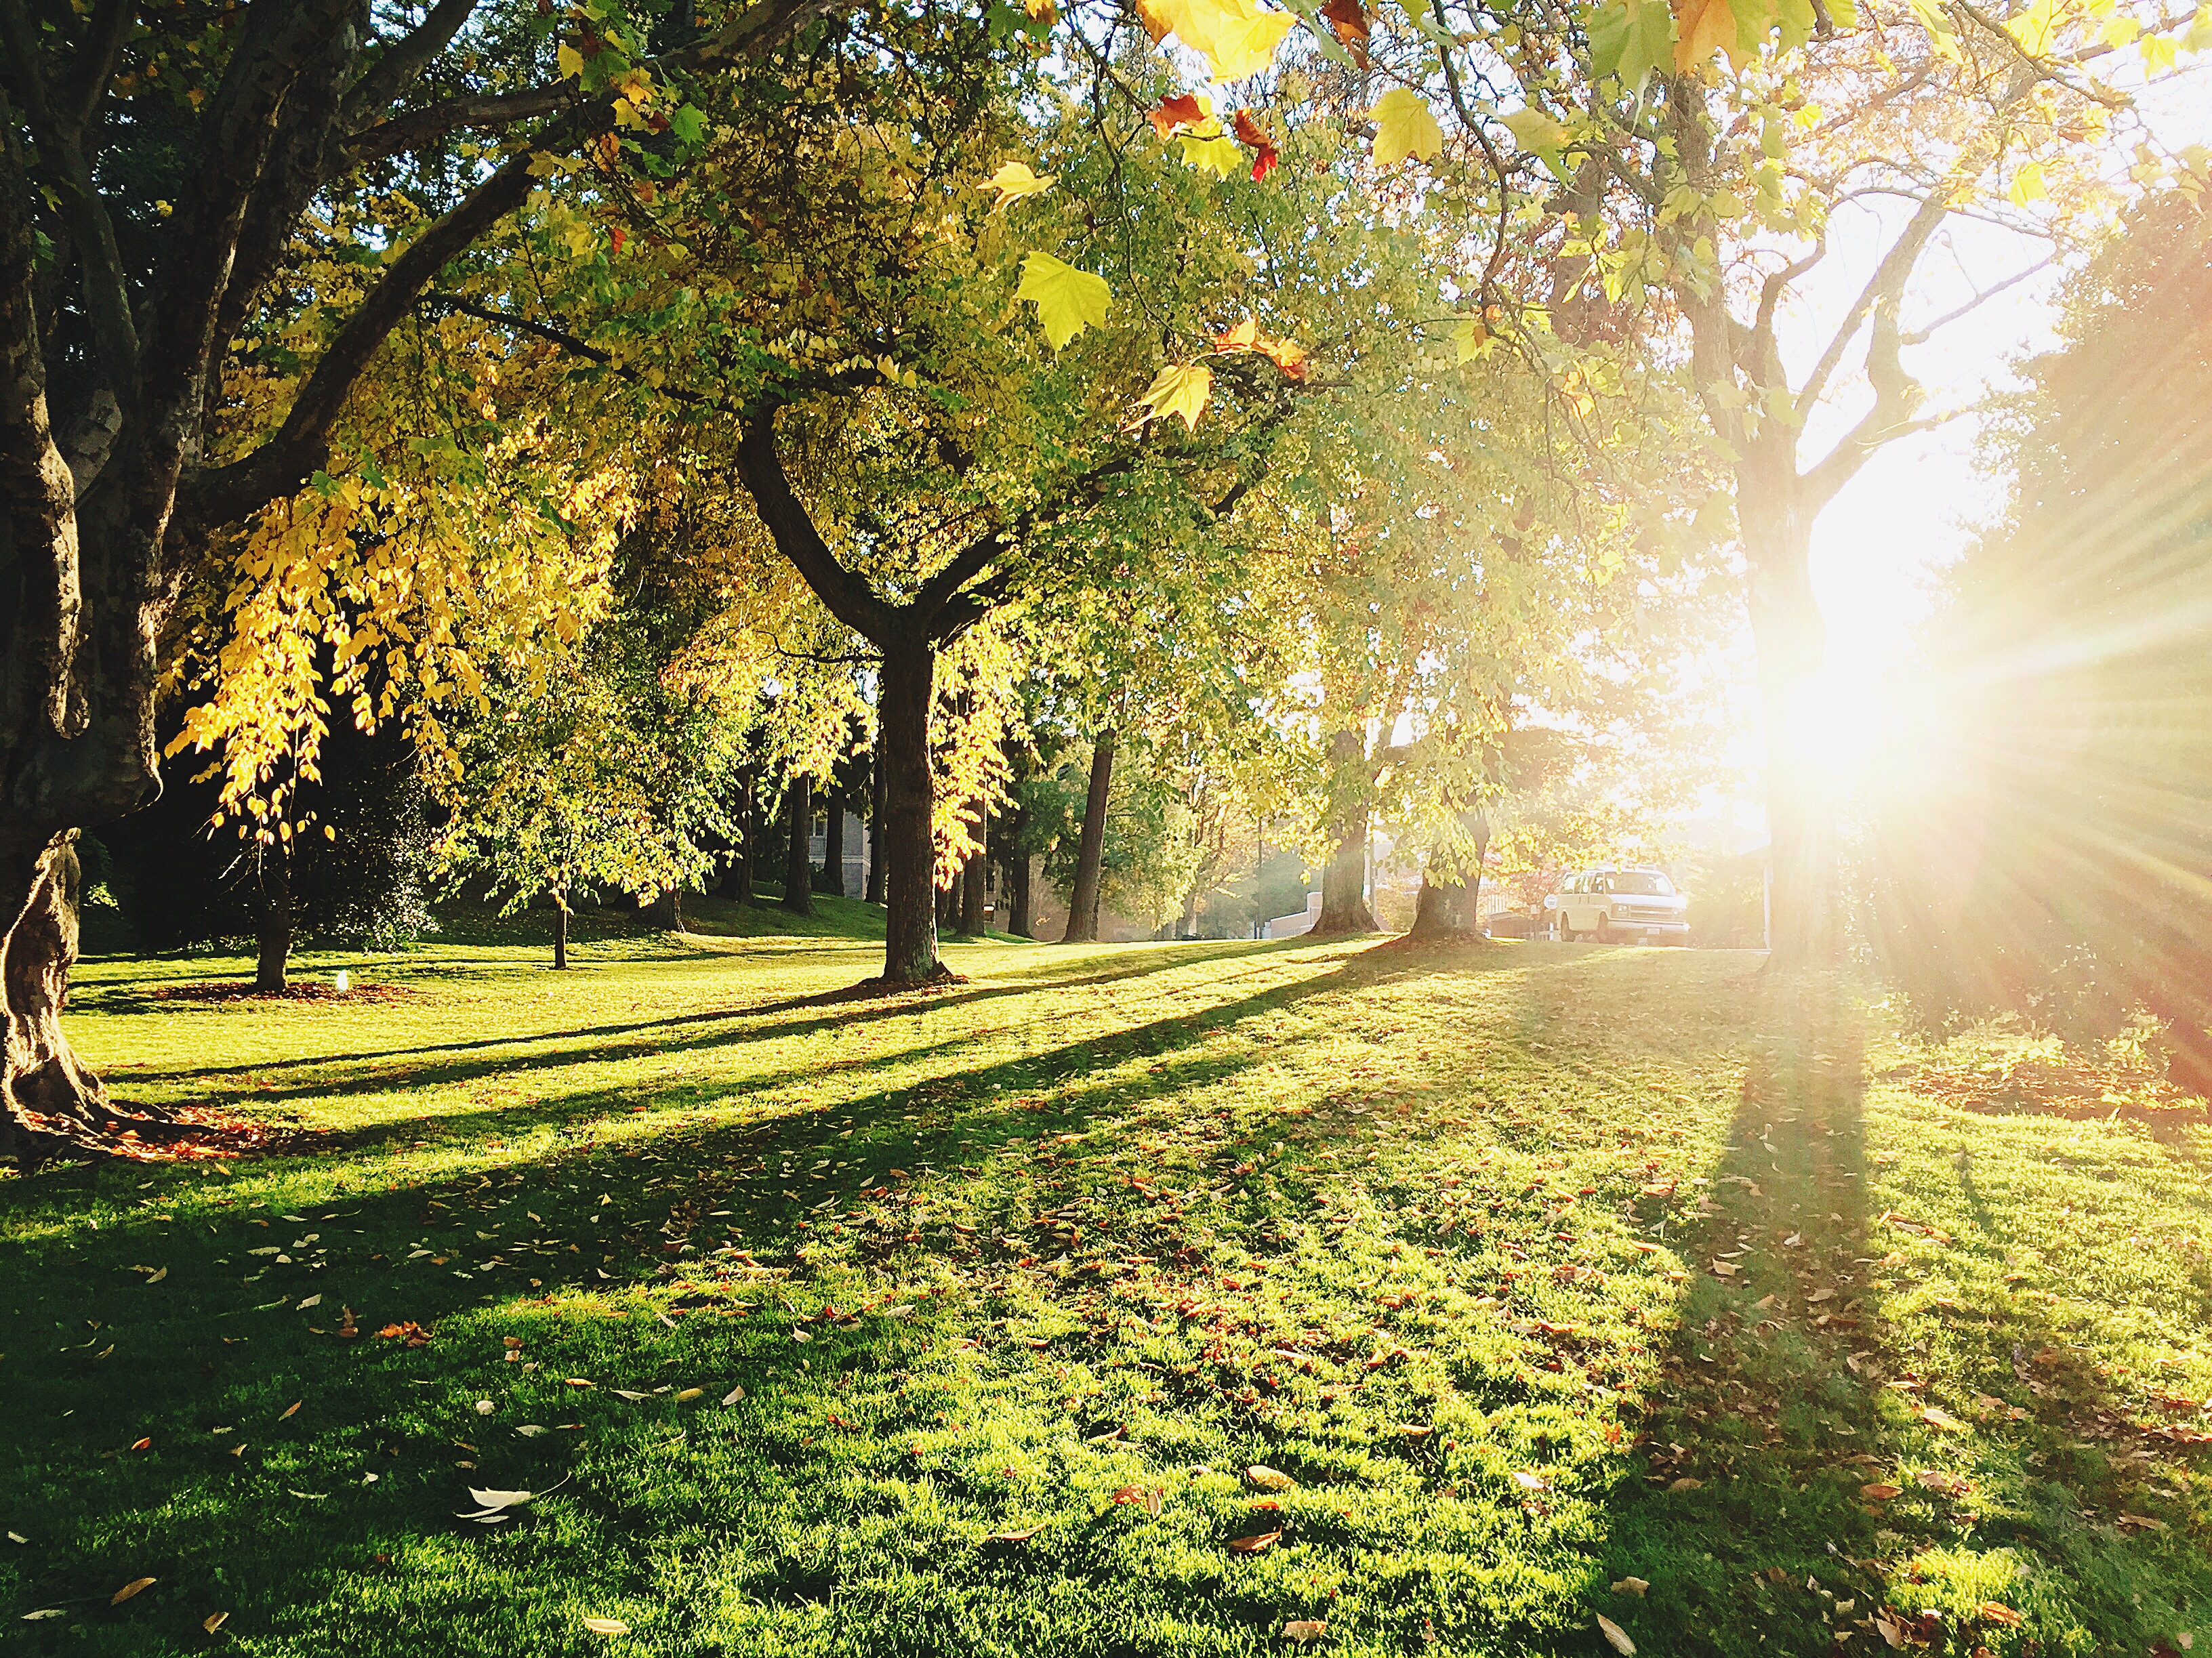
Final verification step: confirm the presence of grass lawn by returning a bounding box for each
[5,905,2212,1656]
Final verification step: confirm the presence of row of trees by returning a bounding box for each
[3,0,2199,1152]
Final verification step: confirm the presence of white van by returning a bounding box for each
[1543,867,1689,944]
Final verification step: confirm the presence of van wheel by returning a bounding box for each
[1595,917,1612,943]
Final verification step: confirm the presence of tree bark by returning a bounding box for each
[1407,816,1488,940]
[821,788,845,896]
[255,844,292,994]
[1008,849,1033,938]
[960,810,989,936]
[553,896,570,970]
[866,753,887,905]
[719,770,754,902]
[876,638,945,982]
[1740,485,1838,970]
[1,835,122,1159]
[782,774,814,916]
[1312,728,1377,934]
[1062,728,1115,944]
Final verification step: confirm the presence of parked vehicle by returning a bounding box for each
[1542,867,1690,944]
[1483,910,1541,940]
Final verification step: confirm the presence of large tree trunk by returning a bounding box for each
[1741,486,1837,970]
[866,755,887,905]
[1061,728,1115,944]
[1,836,125,1159]
[720,773,754,902]
[1312,728,1376,935]
[960,810,989,935]
[1008,848,1033,939]
[877,638,945,982]
[255,844,292,994]
[782,775,814,917]
[821,789,845,896]
[1407,816,1489,940]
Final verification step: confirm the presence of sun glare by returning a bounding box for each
[1784,665,1887,777]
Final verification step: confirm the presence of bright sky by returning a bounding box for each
[1700,64,2212,842]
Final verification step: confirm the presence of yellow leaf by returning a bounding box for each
[1016,252,1111,349]
[203,1613,229,1634]
[1452,317,1488,360]
[556,42,584,79]
[985,162,1058,207]
[1372,88,1443,166]
[112,1577,157,1605]
[1672,0,1744,69]
[1143,0,1296,79]
[2008,161,2048,204]
[581,1615,631,1635]
[1179,135,1243,175]
[1502,108,1569,151]
[1132,360,1213,430]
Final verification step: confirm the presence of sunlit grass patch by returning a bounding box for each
[4,930,2210,1655]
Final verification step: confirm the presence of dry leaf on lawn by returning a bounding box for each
[111,1577,156,1605]
[1226,1531,1282,1554]
[1283,1620,1327,1641]
[1596,1611,1637,1655]
[1611,1577,1650,1596]
[581,1615,631,1634]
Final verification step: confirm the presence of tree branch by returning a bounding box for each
[1793,186,1949,422]
[184,142,543,529]
[340,0,482,133]
[735,414,900,644]
[347,84,572,164]
[0,0,139,409]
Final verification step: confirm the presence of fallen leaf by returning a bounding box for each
[676,1388,703,1401]
[21,1610,66,1621]
[5,1532,24,1543]
[1513,1470,1551,1491]
[1597,1611,1637,1655]
[129,1436,151,1452]
[1979,1603,2025,1628]
[1226,1530,1282,1554]
[1915,1470,1971,1496]
[1245,1465,1296,1492]
[1283,1619,1328,1641]
[146,1267,167,1284]
[112,1577,157,1605]
[515,1425,548,1438]
[581,1616,631,1635]
[1860,1483,1904,1501]
[720,1386,745,1406]
[1611,1577,1650,1596]
[474,1399,495,1415]
[611,1389,652,1402]
[297,1293,321,1309]
[203,1613,228,1634]
[1666,1477,1702,1491]
[1919,1405,1968,1432]
[279,1401,303,1421]
[987,1525,1043,1542]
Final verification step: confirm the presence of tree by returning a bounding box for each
[1490,0,2205,963]
[1867,192,2212,1089]
[0,0,869,1149]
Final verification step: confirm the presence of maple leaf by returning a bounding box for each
[1229,108,1279,181]
[1149,94,1208,138]
[1672,0,1747,70]
[1372,89,1443,167]
[1131,361,1213,431]
[985,162,1057,208]
[1320,0,1369,60]
[1179,135,1244,176]
[1215,317,1260,352]
[1501,108,1569,152]
[1015,253,1111,350]
[1588,0,1675,84]
[1141,0,1297,80]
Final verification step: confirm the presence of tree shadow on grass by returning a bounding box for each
[98,940,1304,1104]
[1,940,1469,1655]
[1589,973,2212,1655]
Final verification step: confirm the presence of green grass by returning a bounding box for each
[5,911,2211,1656]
